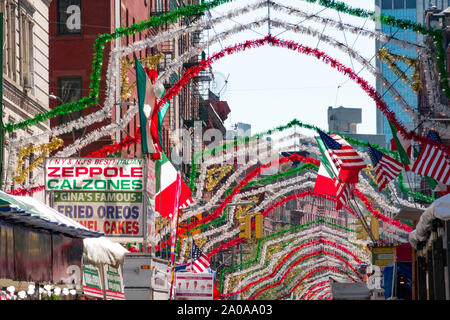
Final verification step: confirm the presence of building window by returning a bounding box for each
[155,0,164,13]
[0,1,5,75]
[5,1,17,81]
[405,0,416,8]
[382,0,392,9]
[169,0,178,11]
[19,10,34,90]
[57,0,81,35]
[394,0,404,9]
[58,77,82,125]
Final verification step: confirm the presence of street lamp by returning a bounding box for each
[49,93,64,103]
[182,200,257,212]
[115,101,136,106]
[49,93,81,154]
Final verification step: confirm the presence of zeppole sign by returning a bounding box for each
[45,158,144,191]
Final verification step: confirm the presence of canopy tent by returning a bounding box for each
[0,190,103,238]
[83,237,129,268]
[409,194,450,249]
[0,190,129,266]
[0,190,130,290]
[383,262,412,300]
[329,281,370,300]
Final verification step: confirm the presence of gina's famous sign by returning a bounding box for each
[45,158,144,191]
[53,191,143,237]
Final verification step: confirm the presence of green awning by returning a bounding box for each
[0,190,103,238]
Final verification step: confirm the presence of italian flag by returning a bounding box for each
[134,54,160,157]
[313,158,337,197]
[389,121,411,169]
[155,153,193,218]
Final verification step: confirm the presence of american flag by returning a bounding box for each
[317,130,366,184]
[427,130,441,143]
[335,180,351,210]
[186,239,210,273]
[367,144,403,191]
[411,130,450,185]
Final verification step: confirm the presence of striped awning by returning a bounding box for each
[0,191,103,238]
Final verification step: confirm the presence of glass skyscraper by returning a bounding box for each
[374,0,449,144]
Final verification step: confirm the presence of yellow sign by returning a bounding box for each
[372,247,395,266]
[238,213,264,239]
[238,215,251,239]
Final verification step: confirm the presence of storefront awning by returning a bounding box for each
[83,237,129,267]
[409,194,450,249]
[0,190,103,238]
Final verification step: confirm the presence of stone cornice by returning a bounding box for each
[18,0,36,14]
[40,0,52,8]
[3,100,49,132]
[3,79,50,132]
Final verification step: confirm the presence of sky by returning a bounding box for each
[204,0,377,136]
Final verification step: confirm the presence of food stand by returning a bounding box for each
[0,190,127,300]
[408,194,450,300]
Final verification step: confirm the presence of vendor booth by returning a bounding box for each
[408,194,450,300]
[0,191,127,300]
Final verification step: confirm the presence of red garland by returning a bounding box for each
[7,185,45,196]
[150,35,447,154]
[260,190,357,219]
[248,259,357,300]
[317,290,332,300]
[177,153,320,235]
[354,187,412,233]
[66,35,446,172]
[301,281,330,300]
[207,237,245,257]
[277,265,352,300]
[221,240,362,298]
[85,127,141,158]
[6,129,142,195]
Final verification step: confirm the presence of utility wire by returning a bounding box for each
[274,7,328,38]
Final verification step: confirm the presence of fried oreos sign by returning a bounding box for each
[45,158,144,191]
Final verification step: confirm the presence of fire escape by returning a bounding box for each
[147,0,178,156]
[182,28,213,129]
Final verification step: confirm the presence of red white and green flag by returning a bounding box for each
[313,158,337,197]
[317,129,366,184]
[314,136,352,210]
[155,152,193,218]
[389,121,411,169]
[134,54,160,157]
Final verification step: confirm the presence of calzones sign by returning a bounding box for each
[45,158,144,191]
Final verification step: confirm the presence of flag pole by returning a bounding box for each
[403,170,418,209]
[388,120,418,208]
[189,237,193,272]
[168,174,182,300]
[168,208,180,300]
[387,183,403,209]
[366,164,403,209]
[315,136,375,243]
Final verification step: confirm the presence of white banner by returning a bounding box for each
[54,191,144,237]
[174,272,214,300]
